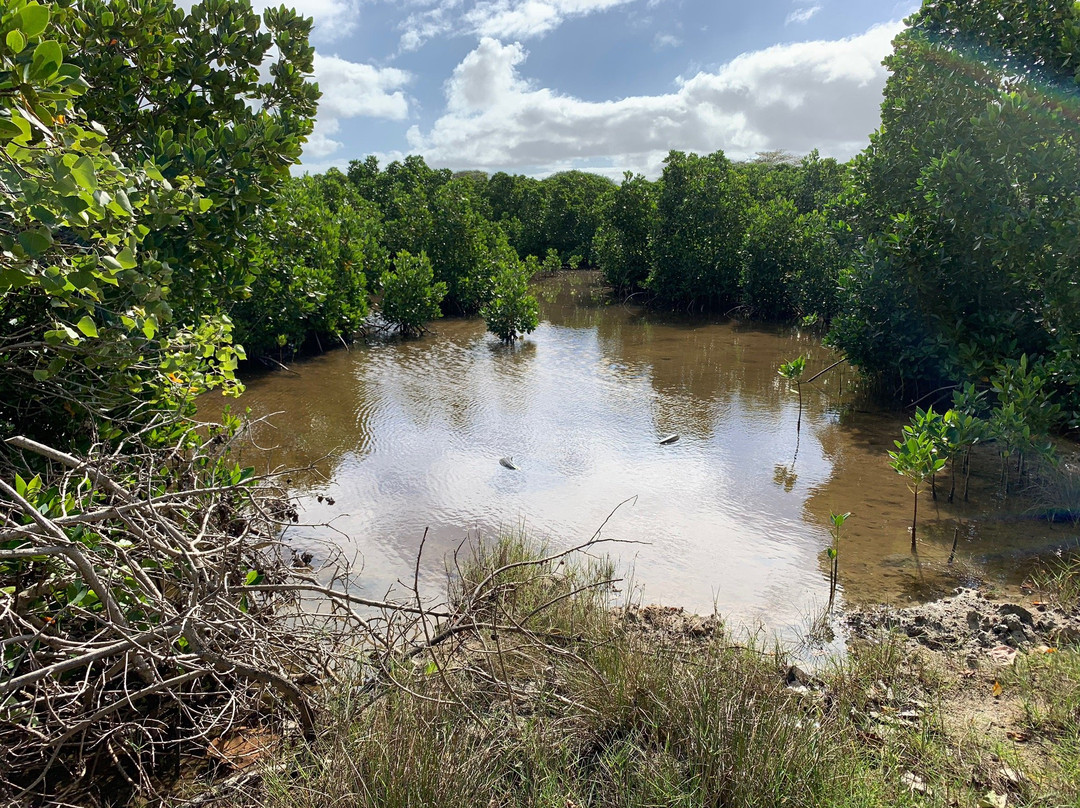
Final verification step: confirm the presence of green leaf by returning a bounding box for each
[113,189,133,214]
[17,228,51,256]
[76,315,99,338]
[70,156,98,191]
[19,3,50,38]
[115,247,137,269]
[0,118,24,139]
[6,30,27,53]
[30,40,63,80]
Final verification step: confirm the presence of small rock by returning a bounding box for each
[978,790,1007,808]
[998,604,1034,625]
[901,771,931,795]
[999,765,1025,785]
[785,665,811,687]
[1009,630,1029,647]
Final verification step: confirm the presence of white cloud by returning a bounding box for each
[398,3,459,52]
[305,118,344,160]
[301,55,412,163]
[400,0,634,50]
[653,33,682,49]
[466,0,634,39]
[785,5,822,25]
[315,54,412,120]
[444,38,530,112]
[408,22,902,176]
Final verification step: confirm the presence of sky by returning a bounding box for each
[262,0,921,178]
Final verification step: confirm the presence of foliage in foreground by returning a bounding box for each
[0,0,317,444]
[0,425,354,805]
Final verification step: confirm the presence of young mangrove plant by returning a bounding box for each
[778,354,807,435]
[905,407,951,500]
[943,402,985,502]
[379,250,447,337]
[826,510,850,611]
[889,423,946,553]
[988,355,1060,493]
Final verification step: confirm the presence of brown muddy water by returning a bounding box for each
[204,272,1079,631]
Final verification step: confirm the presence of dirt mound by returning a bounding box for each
[618,604,722,640]
[846,587,1080,664]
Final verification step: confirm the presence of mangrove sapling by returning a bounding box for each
[826,511,850,611]
[943,408,985,503]
[988,355,1063,492]
[778,356,807,467]
[989,402,1027,497]
[951,383,990,501]
[912,407,951,500]
[889,431,946,552]
[778,356,807,434]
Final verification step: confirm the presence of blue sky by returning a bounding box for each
[265,0,920,177]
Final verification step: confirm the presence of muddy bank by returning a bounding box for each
[846,587,1080,663]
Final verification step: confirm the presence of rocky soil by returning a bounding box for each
[846,587,1080,665]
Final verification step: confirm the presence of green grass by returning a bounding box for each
[216,537,1080,808]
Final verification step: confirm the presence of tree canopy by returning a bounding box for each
[830,0,1080,422]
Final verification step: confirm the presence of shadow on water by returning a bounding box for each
[201,271,1080,631]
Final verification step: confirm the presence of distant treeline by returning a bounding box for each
[232,149,847,354]
[5,0,1076,452]
[240,65,1080,431]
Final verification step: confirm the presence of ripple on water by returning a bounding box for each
[205,273,1080,633]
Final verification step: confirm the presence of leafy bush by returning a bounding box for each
[482,248,539,344]
[0,0,318,444]
[833,0,1080,411]
[233,172,385,357]
[647,151,750,308]
[380,251,447,337]
[593,172,655,294]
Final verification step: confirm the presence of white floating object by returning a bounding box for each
[499,456,518,470]
[659,434,679,445]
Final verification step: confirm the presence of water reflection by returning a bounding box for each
[201,272,1079,631]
